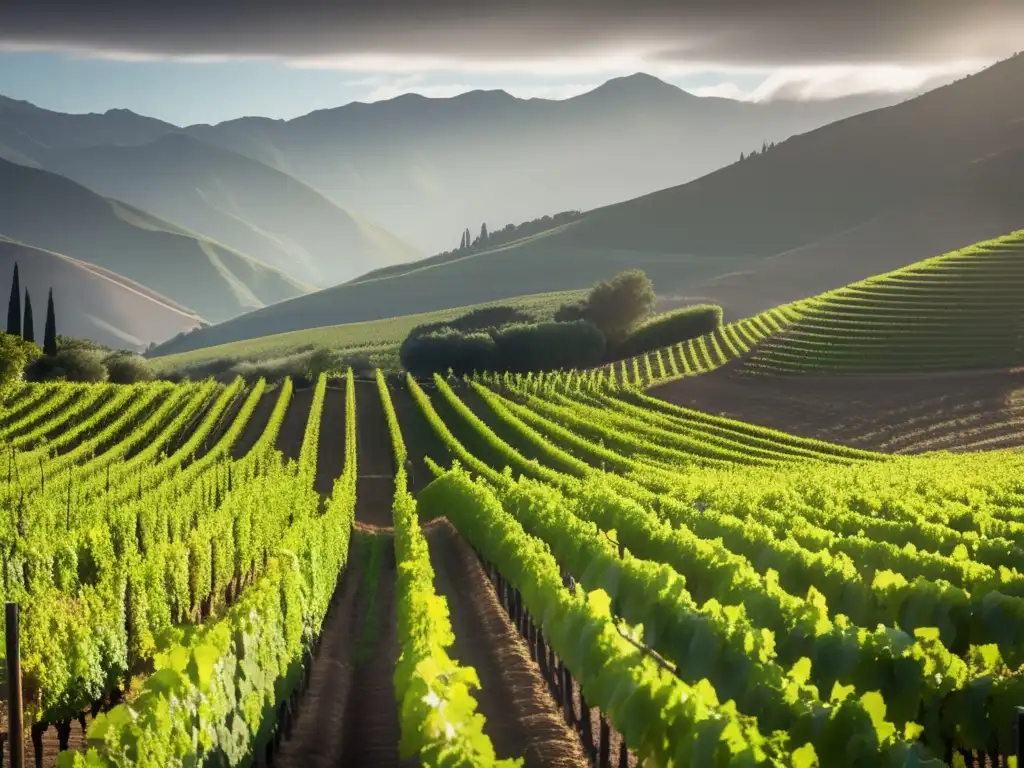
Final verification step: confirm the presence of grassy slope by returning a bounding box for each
[38,133,420,288]
[0,156,311,325]
[148,289,586,372]
[0,237,202,350]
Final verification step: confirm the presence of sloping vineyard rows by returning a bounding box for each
[397,372,1024,765]
[376,369,519,766]
[746,230,1024,374]
[0,374,358,766]
[6,334,1024,767]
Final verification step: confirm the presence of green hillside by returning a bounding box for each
[0,156,311,329]
[744,230,1024,374]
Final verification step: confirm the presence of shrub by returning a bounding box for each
[57,335,112,355]
[553,302,586,322]
[581,269,657,344]
[400,321,606,376]
[613,304,723,358]
[337,350,375,378]
[0,333,41,389]
[401,329,497,378]
[492,321,606,372]
[26,348,108,383]
[402,305,534,349]
[104,352,155,384]
[447,306,533,332]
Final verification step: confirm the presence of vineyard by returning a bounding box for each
[0,233,1023,767]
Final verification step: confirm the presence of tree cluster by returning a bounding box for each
[401,269,667,377]
[456,210,584,252]
[554,269,658,346]
[1,263,154,384]
[738,139,778,162]
[5,263,57,354]
[401,321,606,378]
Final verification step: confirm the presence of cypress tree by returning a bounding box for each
[6,263,20,336]
[43,289,57,356]
[22,289,33,344]
[480,222,488,242]
[459,230,466,250]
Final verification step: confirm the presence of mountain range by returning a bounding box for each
[148,54,1024,357]
[0,67,1001,352]
[180,76,918,252]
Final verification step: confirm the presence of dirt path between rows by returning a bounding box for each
[229,387,278,459]
[274,533,364,768]
[354,379,396,527]
[425,520,588,768]
[275,385,314,463]
[389,383,450,494]
[338,531,414,767]
[315,384,348,499]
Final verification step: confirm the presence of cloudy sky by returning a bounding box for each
[0,0,1020,125]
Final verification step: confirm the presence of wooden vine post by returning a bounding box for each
[6,602,24,768]
[1016,706,1024,766]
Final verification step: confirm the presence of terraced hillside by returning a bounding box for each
[744,230,1024,374]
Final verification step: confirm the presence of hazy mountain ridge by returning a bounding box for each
[0,156,312,338]
[36,132,421,287]
[180,75,920,251]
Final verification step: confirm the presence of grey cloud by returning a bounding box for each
[0,0,1022,65]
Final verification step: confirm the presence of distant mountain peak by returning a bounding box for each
[577,72,691,102]
[450,88,515,101]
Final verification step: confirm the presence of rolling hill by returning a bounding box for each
[34,133,420,287]
[0,237,202,350]
[149,54,1024,358]
[0,156,311,334]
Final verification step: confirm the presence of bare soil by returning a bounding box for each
[314,384,348,499]
[275,385,314,463]
[275,535,364,768]
[0,716,92,768]
[229,387,278,459]
[354,379,396,527]
[389,383,450,494]
[337,531,414,767]
[651,365,1024,453]
[425,519,589,768]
